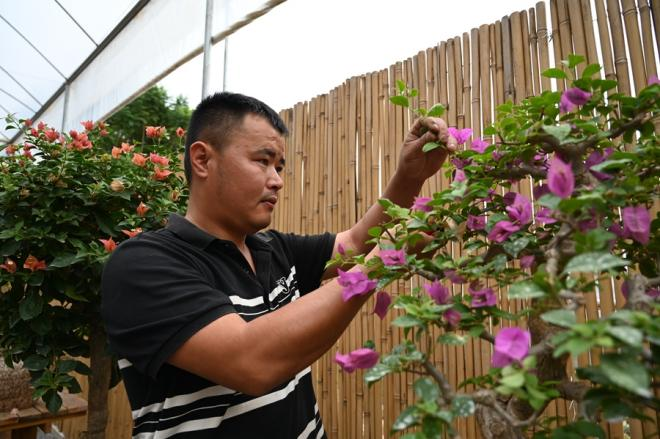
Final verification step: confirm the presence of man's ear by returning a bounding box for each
[188,141,213,181]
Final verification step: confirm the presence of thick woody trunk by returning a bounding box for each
[81,321,112,439]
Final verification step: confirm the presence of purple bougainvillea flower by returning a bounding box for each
[471,138,489,153]
[373,291,391,320]
[533,184,550,199]
[470,286,497,308]
[443,309,461,328]
[559,92,575,113]
[560,87,592,113]
[578,217,599,232]
[585,148,614,181]
[488,221,520,243]
[338,269,378,301]
[467,214,486,231]
[622,205,651,245]
[424,281,451,305]
[444,269,467,284]
[492,327,531,368]
[648,74,660,85]
[492,149,503,161]
[548,156,574,198]
[451,157,471,169]
[647,287,660,299]
[448,127,473,145]
[535,207,557,224]
[506,193,532,225]
[380,249,406,266]
[412,196,432,212]
[503,192,517,206]
[453,169,467,184]
[609,223,626,239]
[337,242,346,256]
[520,255,535,269]
[335,348,379,373]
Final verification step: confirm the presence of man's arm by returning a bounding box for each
[323,117,458,279]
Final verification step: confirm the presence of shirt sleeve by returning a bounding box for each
[101,236,236,379]
[273,231,336,294]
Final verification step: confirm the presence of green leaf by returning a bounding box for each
[427,104,446,117]
[26,271,45,286]
[588,158,631,172]
[19,291,44,320]
[392,315,424,328]
[500,373,525,388]
[538,194,561,209]
[567,54,586,69]
[562,252,629,274]
[364,363,391,384]
[23,354,49,371]
[541,309,576,328]
[56,359,78,374]
[600,354,651,397]
[414,377,440,402]
[543,124,571,142]
[49,253,80,268]
[581,63,601,79]
[606,326,643,347]
[508,281,546,299]
[397,80,406,93]
[45,390,62,414]
[392,406,418,431]
[422,141,441,152]
[367,226,382,238]
[0,240,20,256]
[389,95,409,108]
[94,211,116,236]
[542,68,567,79]
[452,395,475,417]
[502,236,529,258]
[437,333,468,345]
[572,420,605,438]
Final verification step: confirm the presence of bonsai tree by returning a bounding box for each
[331,56,659,438]
[0,118,188,439]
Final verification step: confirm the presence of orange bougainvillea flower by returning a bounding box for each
[111,147,122,159]
[145,126,166,138]
[132,153,147,167]
[97,121,107,130]
[23,255,47,272]
[176,127,186,138]
[153,167,173,181]
[0,258,17,273]
[37,121,46,131]
[136,202,150,217]
[44,128,59,142]
[122,228,143,238]
[81,120,94,131]
[23,119,33,127]
[4,145,17,155]
[149,153,169,166]
[121,142,134,153]
[99,237,117,253]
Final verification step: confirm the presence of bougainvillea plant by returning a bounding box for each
[330,56,659,438]
[0,119,188,437]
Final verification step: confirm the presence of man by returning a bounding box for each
[101,92,456,438]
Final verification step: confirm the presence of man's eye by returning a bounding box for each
[276,166,284,174]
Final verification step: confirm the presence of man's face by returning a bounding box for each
[205,114,285,236]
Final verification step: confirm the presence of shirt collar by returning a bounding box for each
[166,214,272,251]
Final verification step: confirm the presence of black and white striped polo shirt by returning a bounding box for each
[101,214,334,438]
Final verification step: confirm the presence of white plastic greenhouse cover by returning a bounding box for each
[0,0,285,144]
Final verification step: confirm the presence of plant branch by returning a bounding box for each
[422,359,454,404]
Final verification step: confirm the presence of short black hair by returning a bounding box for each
[184,92,288,185]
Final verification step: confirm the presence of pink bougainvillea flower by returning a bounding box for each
[585,148,614,181]
[520,255,535,269]
[535,207,557,224]
[136,202,150,217]
[488,221,520,243]
[560,87,592,113]
[451,157,471,169]
[609,223,626,239]
[506,193,532,225]
[503,192,517,206]
[0,258,17,273]
[99,237,117,253]
[149,153,169,166]
[548,156,574,198]
[424,280,450,305]
[453,169,466,184]
[122,228,143,238]
[145,126,161,138]
[492,327,531,367]
[647,287,660,299]
[470,286,497,308]
[335,348,379,373]
[81,120,94,131]
[132,153,147,167]
[471,138,489,153]
[648,74,659,85]
[412,196,432,212]
[443,269,466,284]
[23,255,47,272]
[559,93,575,113]
[337,242,346,256]
[443,309,461,328]
[492,149,503,161]
[373,291,391,320]
[153,167,173,181]
[23,119,32,127]
[448,127,473,145]
[533,184,550,199]
[4,144,17,155]
[338,269,377,301]
[121,142,134,153]
[111,146,122,159]
[380,249,406,266]
[44,128,59,142]
[578,217,598,232]
[622,205,650,245]
[467,214,486,231]
[176,127,186,138]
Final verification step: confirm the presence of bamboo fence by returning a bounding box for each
[57,0,658,437]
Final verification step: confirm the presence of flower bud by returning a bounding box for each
[110,180,125,192]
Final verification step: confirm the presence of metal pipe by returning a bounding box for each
[201,0,214,99]
[0,88,36,113]
[223,38,229,91]
[0,65,43,106]
[61,83,70,132]
[53,0,98,46]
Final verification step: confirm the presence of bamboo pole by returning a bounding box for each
[621,0,649,92]
[479,24,492,128]
[652,0,660,55]
[521,10,534,98]
[570,0,589,76]
[494,21,505,106]
[594,0,617,82]
[529,7,541,95]
[607,0,633,96]
[510,12,526,103]
[502,15,515,103]
[447,39,457,127]
[536,2,552,91]
[463,33,472,136]
[638,0,658,79]
[550,0,566,90]
[557,0,575,72]
[454,36,465,130]
[580,0,600,69]
[471,28,482,139]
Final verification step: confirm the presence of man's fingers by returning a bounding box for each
[445,135,458,153]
